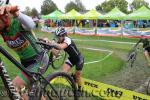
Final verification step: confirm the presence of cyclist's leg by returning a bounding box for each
[75,70,82,90]
[75,55,84,90]
[12,76,28,100]
[14,54,49,100]
[16,63,45,99]
[15,63,38,100]
[64,56,84,86]
[63,58,73,72]
[17,72,46,100]
[144,49,150,66]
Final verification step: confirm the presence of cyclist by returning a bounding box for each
[0,5,48,99]
[45,27,84,91]
[134,34,150,66]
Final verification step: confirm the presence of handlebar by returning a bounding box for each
[36,41,59,50]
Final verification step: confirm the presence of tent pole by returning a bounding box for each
[95,19,98,35]
[71,20,74,34]
[121,20,124,38]
[73,19,76,34]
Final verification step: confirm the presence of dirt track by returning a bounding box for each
[100,50,150,95]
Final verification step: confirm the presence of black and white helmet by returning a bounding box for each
[55,27,67,37]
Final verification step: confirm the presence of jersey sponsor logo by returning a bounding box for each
[13,41,29,51]
[6,33,29,51]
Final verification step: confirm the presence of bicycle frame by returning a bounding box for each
[0,46,32,78]
[0,46,61,99]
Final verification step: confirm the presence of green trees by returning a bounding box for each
[32,8,39,17]
[24,7,32,16]
[23,7,39,17]
[75,0,86,11]
[130,0,149,11]
[39,0,150,15]
[41,0,58,15]
[96,0,128,13]
[65,1,79,13]
[96,0,150,13]
[65,0,86,13]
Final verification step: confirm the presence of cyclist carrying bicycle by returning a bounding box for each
[45,27,84,91]
[0,5,48,100]
[134,34,150,66]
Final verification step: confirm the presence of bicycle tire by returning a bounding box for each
[50,51,67,70]
[146,80,150,95]
[45,72,78,100]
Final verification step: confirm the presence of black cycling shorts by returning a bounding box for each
[65,55,84,71]
[144,46,150,52]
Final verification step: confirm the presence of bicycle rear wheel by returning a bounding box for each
[44,72,78,100]
[50,51,66,70]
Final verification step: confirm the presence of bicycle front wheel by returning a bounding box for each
[50,51,66,70]
[44,72,78,100]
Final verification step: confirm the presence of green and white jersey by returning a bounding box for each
[1,18,42,60]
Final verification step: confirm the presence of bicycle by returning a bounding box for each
[38,38,67,70]
[127,45,138,68]
[127,39,150,95]
[0,40,78,100]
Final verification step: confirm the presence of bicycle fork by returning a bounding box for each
[0,60,21,100]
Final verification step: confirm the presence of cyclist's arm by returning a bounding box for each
[52,42,68,50]
[52,37,71,50]
[17,12,35,31]
[57,43,68,50]
[3,6,35,31]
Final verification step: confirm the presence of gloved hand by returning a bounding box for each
[0,5,19,17]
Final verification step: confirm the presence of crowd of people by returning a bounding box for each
[44,19,150,29]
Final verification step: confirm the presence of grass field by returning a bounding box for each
[0,29,141,99]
